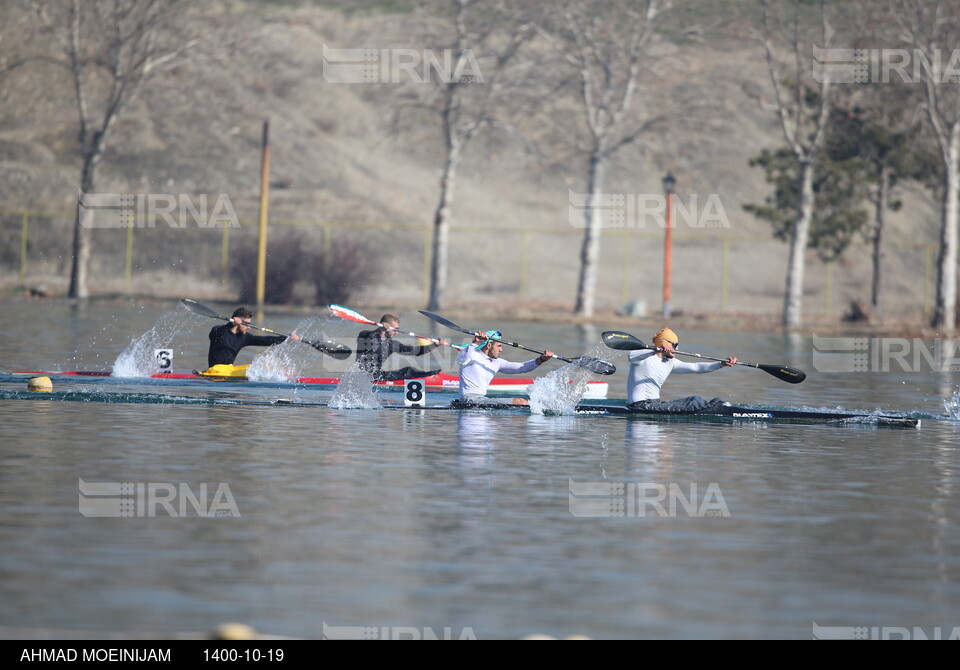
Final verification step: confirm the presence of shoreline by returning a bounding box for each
[2,292,954,339]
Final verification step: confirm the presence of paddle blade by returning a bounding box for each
[569,356,617,376]
[305,339,353,360]
[418,310,475,336]
[329,304,376,326]
[601,331,651,351]
[757,364,806,384]
[181,298,223,320]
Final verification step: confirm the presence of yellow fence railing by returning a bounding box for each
[0,209,936,319]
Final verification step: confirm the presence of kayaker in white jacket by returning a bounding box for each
[455,330,554,407]
[627,327,737,411]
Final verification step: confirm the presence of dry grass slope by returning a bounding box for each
[0,1,943,330]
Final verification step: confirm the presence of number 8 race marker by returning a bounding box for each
[404,379,425,407]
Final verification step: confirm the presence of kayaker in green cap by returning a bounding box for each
[453,330,554,407]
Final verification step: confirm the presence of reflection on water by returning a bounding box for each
[1,302,960,640]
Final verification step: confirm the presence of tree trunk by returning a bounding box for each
[68,149,100,299]
[782,160,815,328]
[871,163,889,313]
[427,135,462,312]
[573,147,607,317]
[931,127,960,329]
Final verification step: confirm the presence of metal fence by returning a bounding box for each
[0,209,935,320]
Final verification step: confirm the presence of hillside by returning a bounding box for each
[0,1,943,328]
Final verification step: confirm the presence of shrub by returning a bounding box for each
[311,238,381,306]
[232,229,305,305]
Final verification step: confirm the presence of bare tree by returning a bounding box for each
[887,0,960,329]
[536,0,670,318]
[393,0,538,311]
[751,0,835,329]
[25,0,198,298]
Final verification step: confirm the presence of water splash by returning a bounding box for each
[246,341,300,382]
[328,365,381,409]
[112,311,194,377]
[529,366,589,415]
[248,315,346,381]
[944,388,960,420]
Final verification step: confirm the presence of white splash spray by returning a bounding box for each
[112,311,194,377]
[329,365,381,409]
[246,342,299,382]
[529,366,589,415]
[247,316,339,382]
[944,387,960,420]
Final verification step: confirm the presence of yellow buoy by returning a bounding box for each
[28,376,53,392]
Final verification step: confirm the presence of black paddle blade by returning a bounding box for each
[181,298,223,320]
[601,331,651,351]
[569,356,617,376]
[418,310,475,336]
[305,340,352,360]
[757,364,806,384]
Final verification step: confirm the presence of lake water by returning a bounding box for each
[1,300,959,640]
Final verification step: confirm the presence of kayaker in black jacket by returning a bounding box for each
[355,313,446,381]
[207,307,299,368]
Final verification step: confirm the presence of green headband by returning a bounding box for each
[476,330,503,350]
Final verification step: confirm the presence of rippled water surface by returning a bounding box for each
[1,300,959,640]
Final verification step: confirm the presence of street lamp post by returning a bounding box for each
[662,172,676,319]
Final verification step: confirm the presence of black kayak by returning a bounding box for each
[0,386,919,428]
[573,401,919,428]
[394,398,920,428]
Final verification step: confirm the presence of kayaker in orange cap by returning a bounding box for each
[626,327,737,412]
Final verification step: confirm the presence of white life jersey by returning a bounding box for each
[627,349,722,403]
[456,346,539,399]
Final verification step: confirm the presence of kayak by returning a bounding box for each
[0,384,919,427]
[573,401,919,428]
[10,370,611,399]
[186,397,923,427]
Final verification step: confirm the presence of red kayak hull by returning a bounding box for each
[12,370,609,398]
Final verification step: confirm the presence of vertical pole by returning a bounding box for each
[519,230,528,300]
[423,224,431,306]
[721,238,729,313]
[19,212,28,287]
[662,192,673,318]
[220,223,230,291]
[125,224,134,295]
[256,120,271,311]
[824,260,833,314]
[621,232,630,307]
